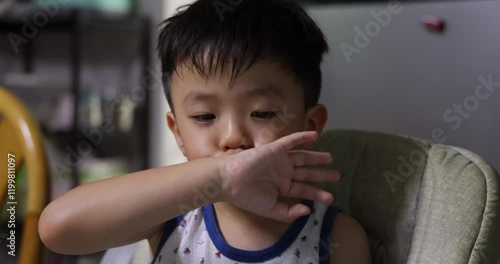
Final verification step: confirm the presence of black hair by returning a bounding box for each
[157,0,329,112]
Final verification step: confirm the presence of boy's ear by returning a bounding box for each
[166,112,187,156]
[303,104,328,148]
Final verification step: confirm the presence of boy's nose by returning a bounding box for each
[219,118,252,151]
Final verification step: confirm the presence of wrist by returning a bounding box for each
[212,156,230,203]
[190,157,229,204]
[175,157,226,214]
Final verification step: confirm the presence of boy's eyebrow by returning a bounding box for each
[246,85,284,99]
[183,85,284,105]
[183,91,216,105]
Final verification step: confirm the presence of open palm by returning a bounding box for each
[219,131,340,223]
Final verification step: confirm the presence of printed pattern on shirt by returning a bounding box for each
[153,201,337,264]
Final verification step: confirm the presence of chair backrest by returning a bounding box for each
[0,86,50,264]
[312,129,500,264]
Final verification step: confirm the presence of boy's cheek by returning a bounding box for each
[184,145,215,161]
[254,127,297,145]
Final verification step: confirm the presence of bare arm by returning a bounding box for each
[39,131,339,255]
[330,213,371,264]
[39,157,221,255]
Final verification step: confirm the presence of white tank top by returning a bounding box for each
[152,200,339,264]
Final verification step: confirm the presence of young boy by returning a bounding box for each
[39,0,371,263]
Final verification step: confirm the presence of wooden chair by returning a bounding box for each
[0,86,50,264]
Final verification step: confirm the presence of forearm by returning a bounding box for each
[39,157,222,255]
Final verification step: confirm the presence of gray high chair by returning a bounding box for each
[312,129,500,264]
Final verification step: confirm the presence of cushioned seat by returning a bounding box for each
[312,129,500,264]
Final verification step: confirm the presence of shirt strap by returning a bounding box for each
[151,215,185,263]
[319,206,340,264]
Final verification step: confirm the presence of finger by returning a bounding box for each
[274,131,319,151]
[260,202,311,223]
[289,150,332,167]
[292,168,340,183]
[283,182,334,205]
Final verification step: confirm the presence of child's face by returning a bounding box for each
[167,60,326,160]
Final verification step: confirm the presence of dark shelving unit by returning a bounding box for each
[0,4,151,264]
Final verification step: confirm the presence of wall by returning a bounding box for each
[307,0,500,171]
[142,0,194,168]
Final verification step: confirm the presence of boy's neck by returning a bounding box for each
[212,197,302,250]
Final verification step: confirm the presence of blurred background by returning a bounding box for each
[0,0,498,263]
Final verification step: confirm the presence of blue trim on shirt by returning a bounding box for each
[319,206,340,264]
[151,215,185,264]
[204,200,314,263]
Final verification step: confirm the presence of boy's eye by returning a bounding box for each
[191,114,216,122]
[251,111,277,119]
